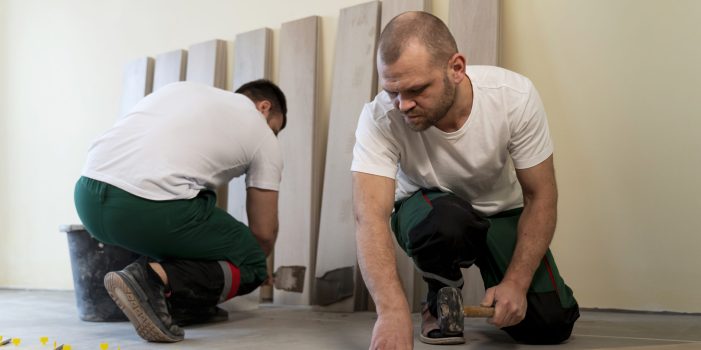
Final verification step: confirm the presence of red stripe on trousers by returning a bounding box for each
[225,262,241,300]
[421,192,433,207]
[543,256,559,296]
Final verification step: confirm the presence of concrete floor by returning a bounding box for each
[1,290,700,350]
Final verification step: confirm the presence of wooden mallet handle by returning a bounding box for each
[463,306,495,317]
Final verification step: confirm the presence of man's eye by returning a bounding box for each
[410,86,426,94]
[387,91,398,98]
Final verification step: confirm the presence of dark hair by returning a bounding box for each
[235,79,288,130]
[378,11,458,67]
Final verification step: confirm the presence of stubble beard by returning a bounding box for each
[405,73,456,132]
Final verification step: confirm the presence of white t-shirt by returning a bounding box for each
[351,66,553,216]
[82,81,283,201]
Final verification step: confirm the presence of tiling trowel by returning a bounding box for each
[273,265,307,293]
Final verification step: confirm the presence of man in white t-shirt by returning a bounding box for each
[352,12,578,348]
[74,80,287,342]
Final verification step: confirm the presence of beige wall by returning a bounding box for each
[1,0,699,312]
[500,0,701,312]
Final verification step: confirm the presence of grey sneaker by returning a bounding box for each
[419,287,465,345]
[104,260,184,342]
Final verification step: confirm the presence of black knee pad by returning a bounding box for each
[431,195,490,254]
[235,262,268,297]
[503,292,580,344]
[235,277,265,297]
[160,260,224,309]
[408,194,490,278]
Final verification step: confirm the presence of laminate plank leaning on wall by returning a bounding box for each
[379,0,433,313]
[186,39,227,88]
[185,39,228,210]
[153,49,187,91]
[120,56,154,118]
[228,28,272,225]
[449,0,499,66]
[229,28,274,301]
[274,16,321,306]
[314,1,381,312]
[448,0,501,306]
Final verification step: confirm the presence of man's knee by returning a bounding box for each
[505,319,575,345]
[408,194,490,262]
[504,293,580,345]
[235,258,268,296]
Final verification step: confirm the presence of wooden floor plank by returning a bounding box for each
[380,0,432,29]
[378,0,433,313]
[449,0,500,306]
[185,39,228,209]
[274,16,320,306]
[228,28,274,302]
[153,49,187,91]
[120,56,154,117]
[186,39,227,88]
[314,1,381,312]
[449,0,499,66]
[227,28,272,225]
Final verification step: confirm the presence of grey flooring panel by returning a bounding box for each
[378,0,433,314]
[2,290,701,350]
[314,0,381,312]
[228,28,273,302]
[274,16,320,306]
[119,56,154,117]
[448,0,501,308]
[449,0,500,66]
[232,28,271,91]
[227,28,272,226]
[186,39,227,89]
[153,49,187,91]
[380,0,432,29]
[185,39,228,210]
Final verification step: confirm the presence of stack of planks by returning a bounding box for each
[116,0,500,311]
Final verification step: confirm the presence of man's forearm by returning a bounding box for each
[356,225,410,314]
[502,198,556,291]
[255,234,275,256]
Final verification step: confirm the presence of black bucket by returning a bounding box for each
[59,224,140,322]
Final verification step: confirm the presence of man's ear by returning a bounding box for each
[448,53,467,82]
[255,100,272,118]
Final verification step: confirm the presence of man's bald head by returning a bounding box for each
[378,11,458,68]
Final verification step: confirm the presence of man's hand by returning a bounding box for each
[481,279,528,328]
[353,172,413,349]
[482,155,557,328]
[478,155,557,329]
[370,311,414,350]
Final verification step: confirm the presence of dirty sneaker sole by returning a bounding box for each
[104,271,183,342]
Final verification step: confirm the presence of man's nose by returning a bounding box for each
[395,94,416,113]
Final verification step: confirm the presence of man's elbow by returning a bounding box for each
[252,226,278,256]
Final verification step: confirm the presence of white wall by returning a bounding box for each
[0,0,370,289]
[1,0,700,313]
[0,0,8,285]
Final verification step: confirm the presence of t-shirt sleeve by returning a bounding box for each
[508,79,554,169]
[351,104,400,179]
[246,133,283,191]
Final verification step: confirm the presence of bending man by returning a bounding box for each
[75,79,287,342]
[352,12,579,348]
